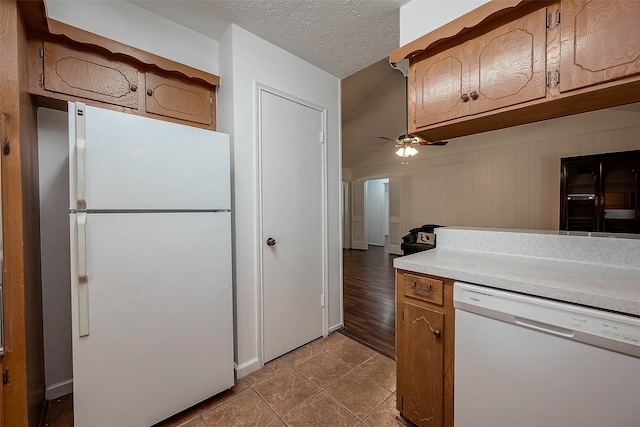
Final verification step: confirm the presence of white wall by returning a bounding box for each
[375,1,640,234]
[37,108,72,400]
[44,0,219,74]
[351,106,640,232]
[399,0,490,45]
[218,25,341,378]
[366,179,388,246]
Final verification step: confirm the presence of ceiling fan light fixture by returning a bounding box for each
[396,145,418,157]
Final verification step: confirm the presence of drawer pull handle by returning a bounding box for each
[433,329,441,338]
[411,281,432,294]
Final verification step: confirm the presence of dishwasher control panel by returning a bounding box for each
[454,282,640,358]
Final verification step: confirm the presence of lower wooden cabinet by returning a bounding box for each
[396,270,455,427]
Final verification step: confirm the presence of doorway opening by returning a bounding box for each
[341,177,401,358]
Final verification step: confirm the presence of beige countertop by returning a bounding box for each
[393,227,640,316]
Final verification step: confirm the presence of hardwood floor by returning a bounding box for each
[341,245,398,359]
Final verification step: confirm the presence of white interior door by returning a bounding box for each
[388,177,402,255]
[259,87,325,363]
[350,180,367,250]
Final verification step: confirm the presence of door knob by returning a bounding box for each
[266,237,276,247]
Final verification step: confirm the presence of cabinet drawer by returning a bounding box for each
[401,273,443,306]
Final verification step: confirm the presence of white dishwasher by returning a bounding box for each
[454,281,640,427]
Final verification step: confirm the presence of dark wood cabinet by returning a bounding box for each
[560,150,640,233]
[396,270,455,427]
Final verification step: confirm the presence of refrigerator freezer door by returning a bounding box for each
[68,102,230,211]
[70,212,234,427]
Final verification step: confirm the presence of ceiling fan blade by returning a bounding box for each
[419,140,449,146]
[377,136,399,143]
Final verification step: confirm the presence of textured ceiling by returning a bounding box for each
[131,0,410,79]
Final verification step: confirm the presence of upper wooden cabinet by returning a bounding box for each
[413,7,547,128]
[43,41,139,109]
[28,34,219,130]
[394,0,640,142]
[145,73,214,126]
[560,0,640,93]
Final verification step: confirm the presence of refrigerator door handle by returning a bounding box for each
[77,212,90,336]
[76,102,87,211]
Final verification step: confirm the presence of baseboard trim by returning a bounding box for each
[328,323,344,334]
[234,357,261,379]
[45,378,73,400]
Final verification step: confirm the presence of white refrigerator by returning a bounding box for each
[68,103,234,426]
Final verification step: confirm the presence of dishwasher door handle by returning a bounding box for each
[515,316,575,338]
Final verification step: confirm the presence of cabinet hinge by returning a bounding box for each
[209,116,213,126]
[413,110,416,125]
[3,368,9,385]
[38,74,44,88]
[413,69,416,83]
[546,69,560,88]
[547,10,560,30]
[319,131,325,143]
[402,306,405,321]
[401,396,404,412]
[209,96,213,105]
[39,46,44,59]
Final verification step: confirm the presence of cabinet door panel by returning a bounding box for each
[561,159,600,231]
[470,7,547,114]
[44,42,138,109]
[560,0,640,92]
[601,155,640,233]
[398,302,444,426]
[145,73,212,125]
[412,43,470,128]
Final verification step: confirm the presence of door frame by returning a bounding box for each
[256,83,329,366]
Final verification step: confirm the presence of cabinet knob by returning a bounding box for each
[460,93,469,102]
[147,89,153,96]
[433,329,441,337]
[130,84,137,92]
[470,91,478,100]
[266,237,276,247]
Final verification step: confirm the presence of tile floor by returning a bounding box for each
[45,332,404,427]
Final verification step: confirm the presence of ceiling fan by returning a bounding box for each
[379,61,448,157]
